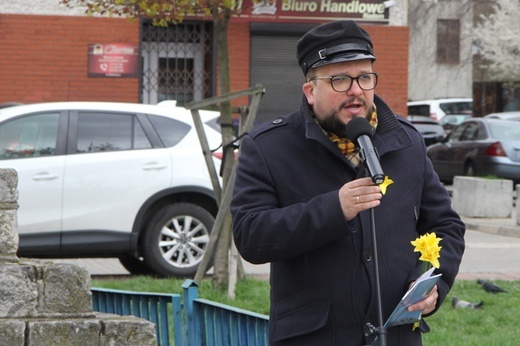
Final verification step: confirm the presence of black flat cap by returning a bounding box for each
[297,20,376,75]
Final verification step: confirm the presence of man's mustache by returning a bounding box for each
[338,97,367,112]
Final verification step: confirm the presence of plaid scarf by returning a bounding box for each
[326,108,378,167]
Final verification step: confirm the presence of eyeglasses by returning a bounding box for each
[310,73,379,92]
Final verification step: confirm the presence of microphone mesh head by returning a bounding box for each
[344,117,373,146]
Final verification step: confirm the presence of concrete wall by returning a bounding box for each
[408,0,473,101]
[452,176,513,218]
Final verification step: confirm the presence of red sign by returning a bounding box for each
[88,43,139,78]
[236,0,389,24]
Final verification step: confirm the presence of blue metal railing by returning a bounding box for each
[92,288,183,346]
[92,280,269,346]
[182,280,269,346]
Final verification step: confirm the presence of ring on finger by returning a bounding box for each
[356,196,361,204]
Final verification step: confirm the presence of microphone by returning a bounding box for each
[344,117,385,185]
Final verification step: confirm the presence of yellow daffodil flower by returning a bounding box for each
[379,176,394,195]
[411,232,442,269]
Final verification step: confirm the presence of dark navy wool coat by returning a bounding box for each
[231,95,465,345]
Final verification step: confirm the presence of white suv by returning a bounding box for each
[0,101,223,277]
[407,98,472,121]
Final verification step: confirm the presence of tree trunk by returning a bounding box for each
[212,8,234,288]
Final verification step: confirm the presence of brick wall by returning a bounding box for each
[0,14,408,116]
[365,25,409,116]
[0,14,140,104]
[228,21,251,108]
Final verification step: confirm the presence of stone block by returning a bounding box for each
[0,260,96,318]
[0,320,25,346]
[517,185,520,225]
[27,319,101,346]
[452,176,513,218]
[41,262,93,315]
[98,313,157,346]
[0,264,38,318]
[0,168,19,261]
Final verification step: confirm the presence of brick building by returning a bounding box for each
[0,0,409,121]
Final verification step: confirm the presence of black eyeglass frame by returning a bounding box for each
[309,72,379,92]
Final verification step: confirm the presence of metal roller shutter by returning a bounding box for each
[250,23,316,123]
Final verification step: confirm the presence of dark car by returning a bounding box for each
[407,115,445,146]
[439,113,472,134]
[426,118,520,184]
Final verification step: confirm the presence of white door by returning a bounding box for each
[61,111,172,233]
[0,112,64,234]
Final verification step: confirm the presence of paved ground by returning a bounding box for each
[52,212,520,281]
[456,228,520,281]
[456,210,520,281]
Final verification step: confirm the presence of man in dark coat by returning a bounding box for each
[231,20,465,345]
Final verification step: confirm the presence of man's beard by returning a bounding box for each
[316,99,373,137]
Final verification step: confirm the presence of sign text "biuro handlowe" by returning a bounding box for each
[282,0,385,19]
[240,0,388,23]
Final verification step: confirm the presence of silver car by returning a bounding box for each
[484,111,520,121]
[427,118,520,184]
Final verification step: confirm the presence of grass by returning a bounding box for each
[92,276,271,315]
[423,279,520,345]
[92,277,520,344]
[481,174,501,180]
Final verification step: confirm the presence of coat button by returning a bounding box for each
[364,320,375,336]
[272,118,283,124]
[363,251,372,262]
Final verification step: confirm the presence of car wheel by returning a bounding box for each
[464,162,476,177]
[142,203,214,277]
[118,254,153,275]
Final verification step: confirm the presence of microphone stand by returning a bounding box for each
[344,118,388,345]
[364,207,387,346]
[358,144,386,346]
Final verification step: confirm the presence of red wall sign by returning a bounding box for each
[88,43,139,78]
[236,0,389,24]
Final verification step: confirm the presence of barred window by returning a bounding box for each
[437,19,460,64]
[141,22,213,105]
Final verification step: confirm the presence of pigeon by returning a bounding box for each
[452,296,483,309]
[477,279,508,293]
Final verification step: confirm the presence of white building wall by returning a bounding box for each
[408,0,473,101]
[0,0,87,16]
[388,0,408,26]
